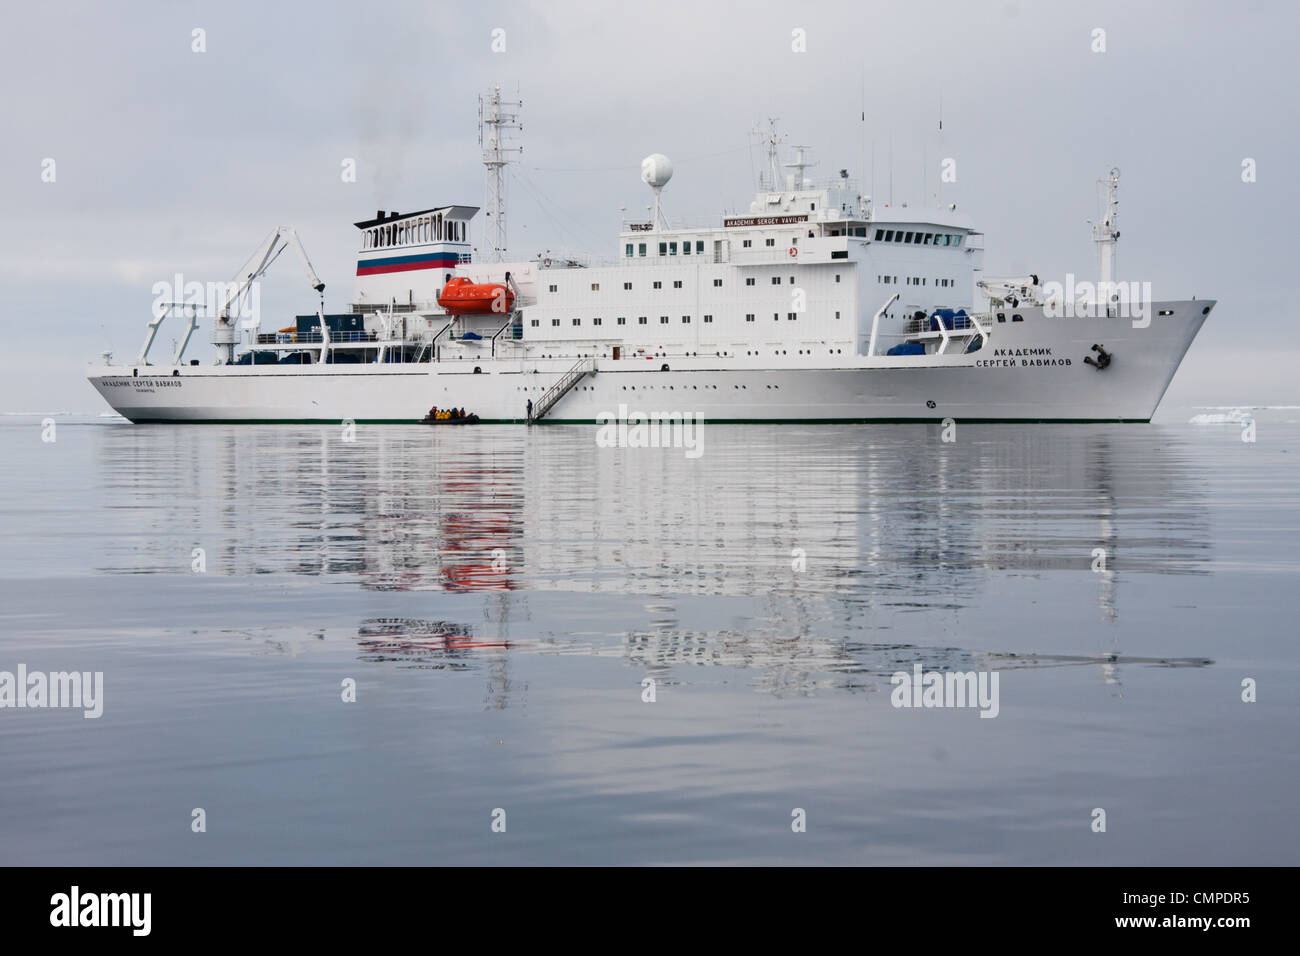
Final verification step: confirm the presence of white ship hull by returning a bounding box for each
[88,302,1209,423]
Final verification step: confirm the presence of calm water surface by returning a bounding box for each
[1,413,1297,864]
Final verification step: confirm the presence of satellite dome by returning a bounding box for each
[640,154,673,188]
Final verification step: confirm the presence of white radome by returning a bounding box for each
[640,153,673,188]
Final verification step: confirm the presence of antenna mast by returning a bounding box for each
[478,86,522,262]
[752,118,785,191]
[1092,167,1120,286]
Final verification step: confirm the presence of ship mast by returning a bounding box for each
[478,86,522,263]
[1092,167,1120,287]
[754,118,785,192]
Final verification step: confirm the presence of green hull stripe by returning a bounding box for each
[124,417,1152,426]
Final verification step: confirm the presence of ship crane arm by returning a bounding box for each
[173,226,327,366]
[219,226,326,321]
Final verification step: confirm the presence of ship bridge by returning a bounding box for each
[353,206,479,311]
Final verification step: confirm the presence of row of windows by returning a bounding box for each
[530,311,839,328]
[623,240,709,257]
[878,275,957,288]
[617,226,959,258]
[550,274,843,294]
[362,215,464,250]
[873,228,963,247]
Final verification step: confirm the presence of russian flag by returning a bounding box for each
[356,252,461,277]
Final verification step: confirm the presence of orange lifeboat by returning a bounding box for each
[437,277,514,315]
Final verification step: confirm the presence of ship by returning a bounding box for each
[87,96,1213,424]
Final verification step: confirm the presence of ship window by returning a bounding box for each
[1012,314,1023,322]
[591,283,600,291]
[659,242,667,255]
[638,316,647,325]
[875,230,884,240]
[682,315,690,324]
[660,316,669,324]
[625,244,633,257]
[669,242,678,255]
[696,241,704,253]
[530,319,539,327]
[594,317,603,325]
[673,280,682,288]
[572,318,581,326]
[835,274,841,283]
[683,242,691,255]
[996,313,1005,322]
[952,235,962,247]
[835,311,841,319]
[713,278,722,287]
[746,277,755,286]
[549,284,557,292]
[1158,309,1174,316]
[551,319,560,326]
[653,281,662,289]
[788,276,795,284]
[617,317,626,325]
[746,313,755,322]
[743,239,752,248]
[912,233,922,244]
[787,312,796,320]
[773,313,779,321]
[884,230,894,241]
[639,243,646,256]
[704,314,713,323]
[810,203,816,210]
[902,232,912,243]
[924,233,933,244]
[765,238,775,247]
[771,277,781,285]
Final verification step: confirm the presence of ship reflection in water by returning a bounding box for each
[13,417,1295,866]
[96,422,1216,704]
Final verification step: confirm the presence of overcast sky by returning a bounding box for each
[1,0,1296,411]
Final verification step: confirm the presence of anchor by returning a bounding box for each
[1083,343,1112,371]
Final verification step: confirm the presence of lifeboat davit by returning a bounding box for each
[437,277,514,315]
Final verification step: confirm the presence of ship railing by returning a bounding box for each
[350,302,426,315]
[902,314,983,335]
[256,330,376,345]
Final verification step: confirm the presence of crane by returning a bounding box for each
[167,226,327,365]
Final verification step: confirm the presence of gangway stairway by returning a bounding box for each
[527,358,593,423]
